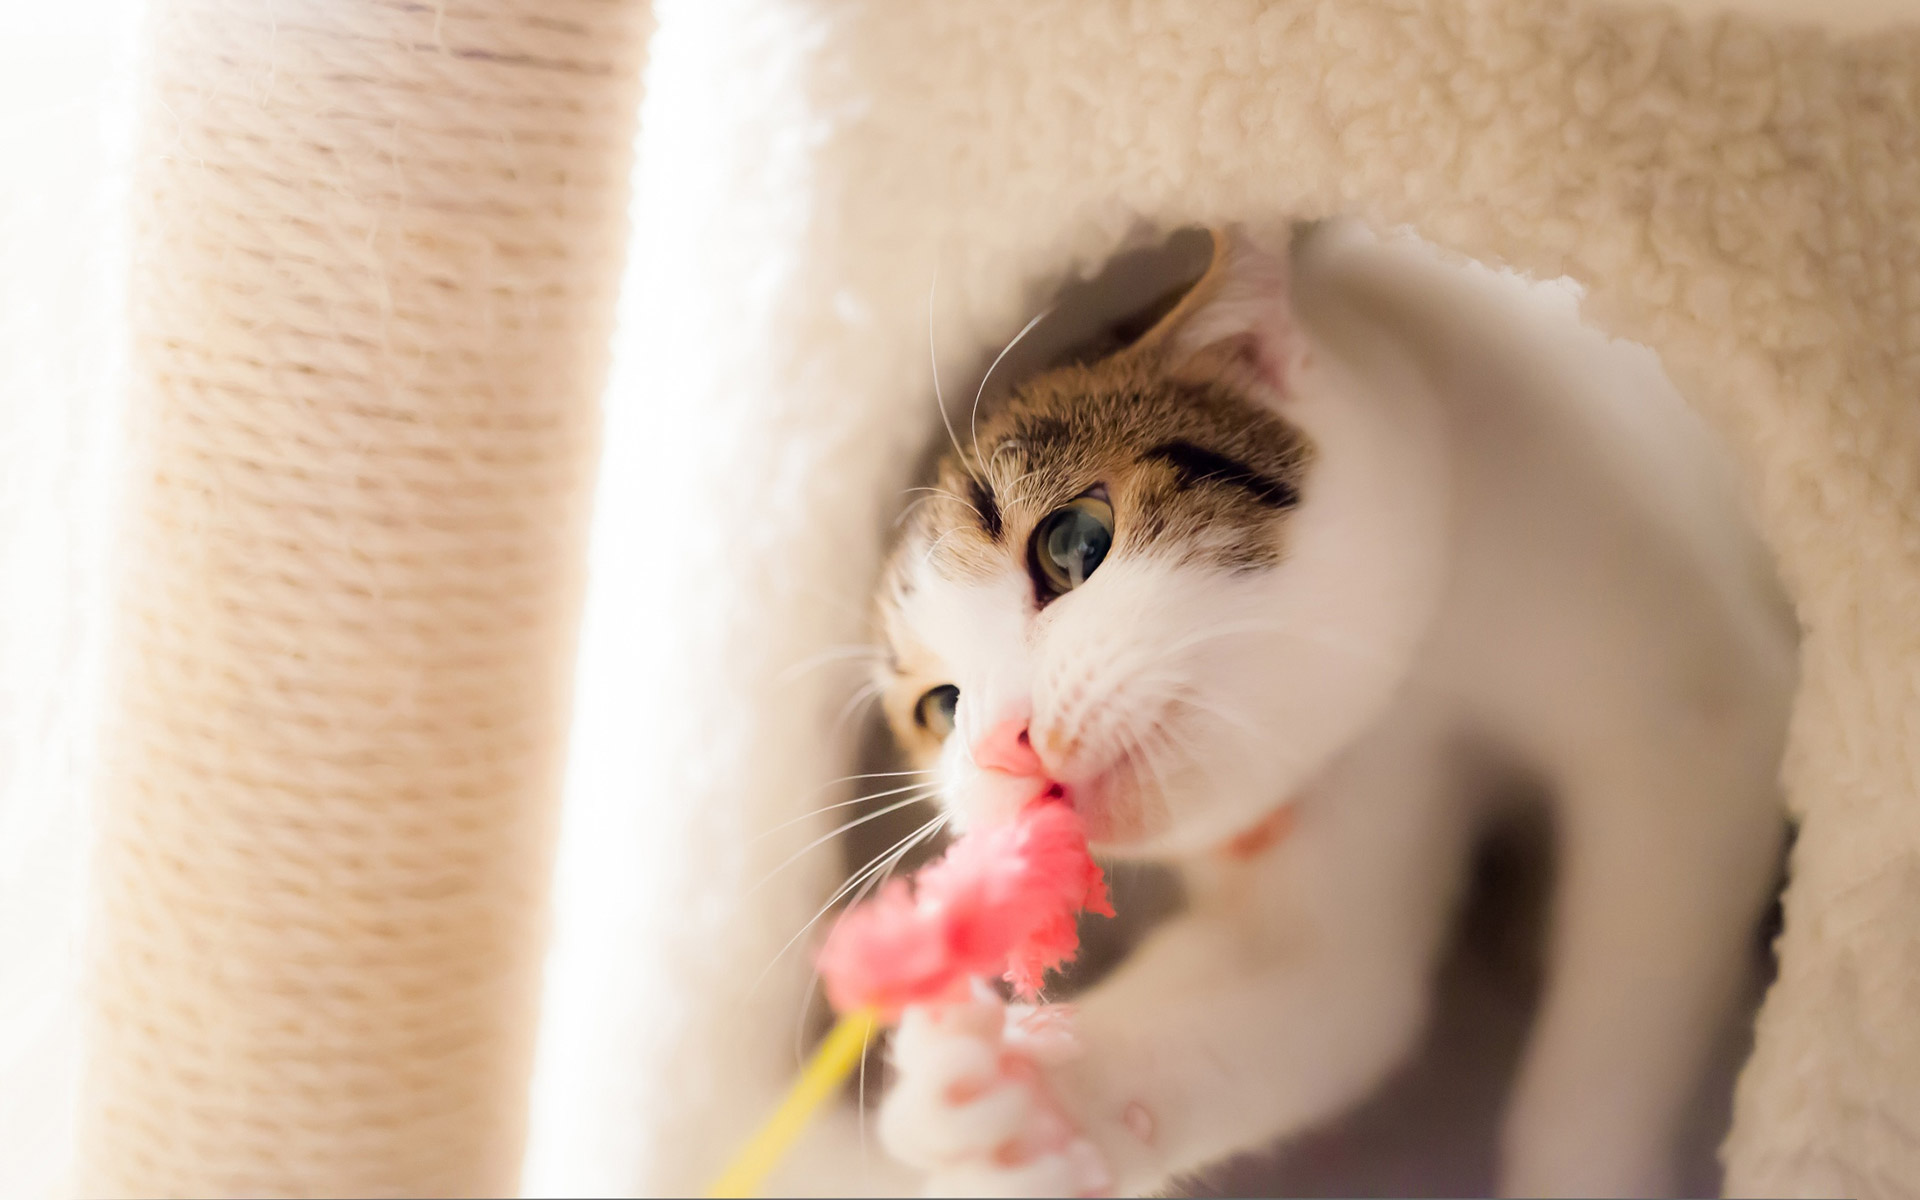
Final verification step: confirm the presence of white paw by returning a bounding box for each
[880,996,1111,1198]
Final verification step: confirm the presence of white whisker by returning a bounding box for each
[929,271,985,487]
[754,776,938,841]
[834,768,935,784]
[1001,465,1051,510]
[1158,619,1400,670]
[970,303,1057,469]
[831,680,887,736]
[898,484,986,524]
[919,527,968,567]
[761,810,949,996]
[776,642,885,686]
[893,491,949,529]
[1157,681,1266,744]
[1116,721,1178,832]
[985,440,1022,478]
[788,810,948,1068]
[749,790,939,895]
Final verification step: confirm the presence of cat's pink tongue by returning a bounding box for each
[816,799,1112,1017]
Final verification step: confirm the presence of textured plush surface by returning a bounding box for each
[526,0,1919,1195]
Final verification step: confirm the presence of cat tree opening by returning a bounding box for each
[530,7,1917,1196]
[788,223,1795,1197]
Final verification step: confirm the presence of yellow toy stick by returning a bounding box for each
[710,799,1111,1194]
[706,1006,880,1198]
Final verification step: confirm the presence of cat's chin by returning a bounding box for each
[1059,745,1277,859]
[1063,758,1223,858]
[1072,774,1242,859]
[1082,779,1300,860]
[1055,773,1150,853]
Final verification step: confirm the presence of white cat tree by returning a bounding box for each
[80,0,1917,1197]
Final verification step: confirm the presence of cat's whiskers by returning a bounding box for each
[831,679,888,738]
[984,439,1023,481]
[776,642,886,686]
[969,303,1057,470]
[1142,712,1249,837]
[754,775,936,841]
[928,271,988,488]
[1143,724,1192,836]
[1159,619,1403,674]
[760,809,950,997]
[750,788,941,895]
[1121,710,1182,821]
[848,809,945,1141]
[893,492,946,529]
[1151,677,1323,806]
[1148,677,1267,745]
[919,526,970,567]
[1130,666,1285,759]
[1144,708,1235,810]
[999,464,1051,511]
[1112,720,1177,835]
[832,767,936,785]
[786,811,948,1068]
[1168,621,1458,708]
[1081,668,1313,839]
[899,484,988,525]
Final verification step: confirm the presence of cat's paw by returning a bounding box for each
[880,997,1111,1198]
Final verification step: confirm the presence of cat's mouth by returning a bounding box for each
[979,714,1173,848]
[1033,705,1181,848]
[1058,751,1160,848]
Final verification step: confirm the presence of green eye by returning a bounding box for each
[1031,493,1115,598]
[915,684,960,738]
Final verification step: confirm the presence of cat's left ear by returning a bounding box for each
[1125,226,1300,400]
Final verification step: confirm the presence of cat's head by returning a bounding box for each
[876,228,1449,857]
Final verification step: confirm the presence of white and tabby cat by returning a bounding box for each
[868,223,1794,1197]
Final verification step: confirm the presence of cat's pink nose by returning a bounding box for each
[973,717,1043,778]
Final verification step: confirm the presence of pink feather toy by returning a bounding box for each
[708,798,1113,1196]
[817,797,1115,1014]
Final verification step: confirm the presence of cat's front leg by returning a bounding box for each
[881,908,1442,1197]
[1058,919,1443,1195]
[880,995,1111,1197]
[883,725,1467,1196]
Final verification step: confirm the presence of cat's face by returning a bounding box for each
[876,230,1447,857]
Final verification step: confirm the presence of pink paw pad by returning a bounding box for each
[974,1047,1106,1192]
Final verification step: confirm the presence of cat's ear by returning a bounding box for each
[1125,226,1298,399]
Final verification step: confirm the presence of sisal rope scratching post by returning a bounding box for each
[77,1,648,1194]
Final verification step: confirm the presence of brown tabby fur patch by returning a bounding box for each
[889,345,1315,598]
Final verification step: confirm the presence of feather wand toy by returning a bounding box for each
[707,798,1113,1197]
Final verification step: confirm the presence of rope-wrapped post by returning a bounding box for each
[77,1,648,1194]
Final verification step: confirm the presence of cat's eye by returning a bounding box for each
[914,684,959,738]
[1030,492,1115,598]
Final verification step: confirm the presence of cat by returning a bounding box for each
[865,222,1795,1198]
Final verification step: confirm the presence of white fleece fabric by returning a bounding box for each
[524,2,1920,1196]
